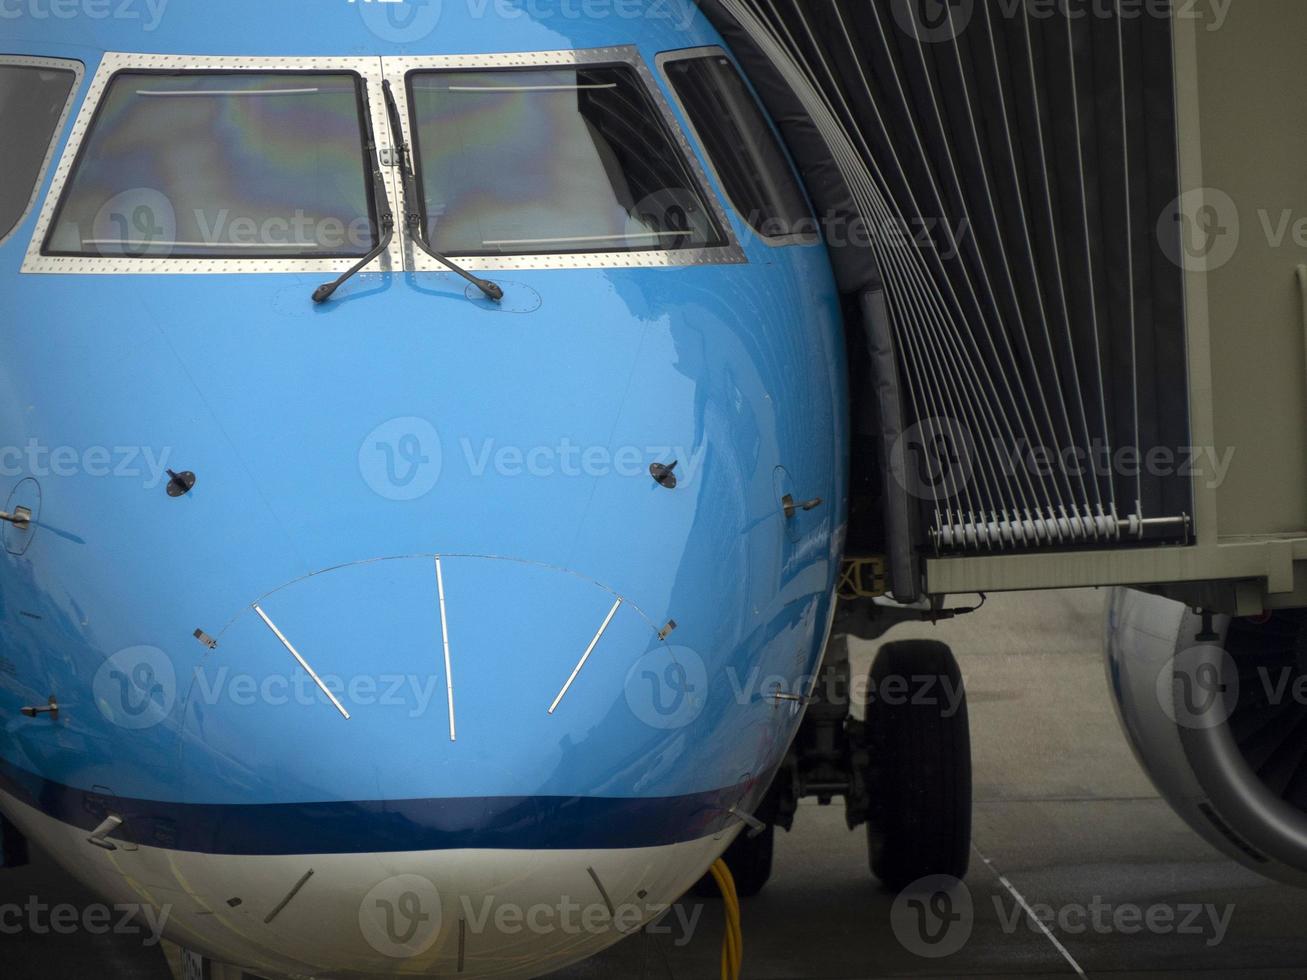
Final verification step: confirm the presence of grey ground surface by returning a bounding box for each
[5,590,1307,978]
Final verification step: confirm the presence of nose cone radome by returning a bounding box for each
[165,554,737,976]
[158,831,732,978]
[177,554,721,831]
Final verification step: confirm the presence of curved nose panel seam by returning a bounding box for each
[213,553,660,640]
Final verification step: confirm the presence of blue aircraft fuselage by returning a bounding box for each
[0,3,848,975]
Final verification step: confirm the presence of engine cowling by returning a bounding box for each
[1106,588,1307,887]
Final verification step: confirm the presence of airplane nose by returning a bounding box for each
[179,554,711,812]
[160,554,736,975]
[153,829,728,977]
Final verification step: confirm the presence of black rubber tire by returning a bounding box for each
[1,813,28,869]
[693,822,776,898]
[864,639,972,890]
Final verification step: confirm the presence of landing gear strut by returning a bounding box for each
[710,632,972,894]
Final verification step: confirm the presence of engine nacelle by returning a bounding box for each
[1106,588,1307,887]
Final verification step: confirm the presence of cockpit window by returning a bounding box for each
[662,53,814,243]
[43,72,378,259]
[0,62,78,246]
[406,65,726,256]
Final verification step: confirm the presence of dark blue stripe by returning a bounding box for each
[0,757,743,855]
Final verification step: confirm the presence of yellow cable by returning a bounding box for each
[710,862,736,979]
[710,859,743,980]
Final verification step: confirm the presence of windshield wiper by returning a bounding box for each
[312,86,395,304]
[382,79,503,303]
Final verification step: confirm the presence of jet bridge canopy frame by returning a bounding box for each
[925,8,1307,615]
[702,1,1307,615]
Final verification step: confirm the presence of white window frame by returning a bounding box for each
[382,45,745,272]
[22,52,402,277]
[23,47,746,276]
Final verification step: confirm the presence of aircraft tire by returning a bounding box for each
[864,639,972,890]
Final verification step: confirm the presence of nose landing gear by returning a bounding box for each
[702,633,973,895]
[1,813,29,869]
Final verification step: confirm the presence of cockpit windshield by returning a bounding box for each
[44,71,377,259]
[406,65,726,256]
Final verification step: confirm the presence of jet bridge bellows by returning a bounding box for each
[708,0,1307,611]
[710,0,1190,553]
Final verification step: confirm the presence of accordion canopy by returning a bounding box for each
[703,0,1193,593]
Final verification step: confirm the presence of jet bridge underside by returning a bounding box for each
[708,0,1307,612]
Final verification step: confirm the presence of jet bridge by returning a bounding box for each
[705,0,1307,615]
